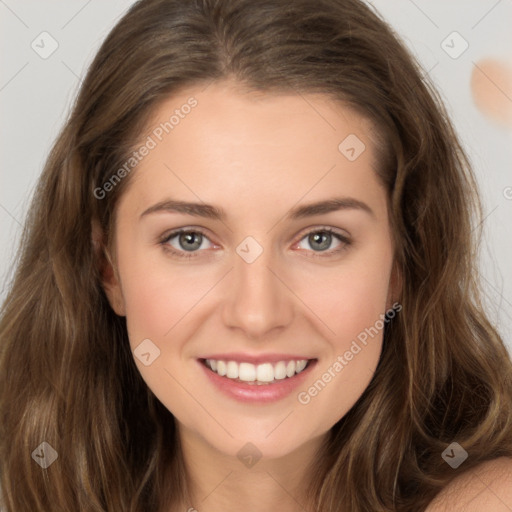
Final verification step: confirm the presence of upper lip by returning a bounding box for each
[199,353,316,365]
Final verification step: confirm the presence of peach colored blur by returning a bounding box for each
[472,58,512,128]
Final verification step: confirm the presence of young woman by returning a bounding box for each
[1,0,511,510]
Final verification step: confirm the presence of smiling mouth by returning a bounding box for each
[200,358,316,385]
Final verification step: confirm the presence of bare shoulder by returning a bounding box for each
[425,456,512,512]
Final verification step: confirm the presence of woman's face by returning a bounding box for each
[103,80,398,460]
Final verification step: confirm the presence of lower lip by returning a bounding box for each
[198,359,317,404]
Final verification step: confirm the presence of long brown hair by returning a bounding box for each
[1,0,511,510]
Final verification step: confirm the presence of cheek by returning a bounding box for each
[295,275,390,426]
[292,251,392,415]
[123,275,183,340]
[117,240,215,345]
[298,255,392,343]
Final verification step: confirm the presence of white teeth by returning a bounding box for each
[256,363,274,382]
[296,360,307,372]
[239,362,256,382]
[286,360,296,377]
[274,361,287,380]
[216,360,227,376]
[204,358,311,382]
[226,361,238,379]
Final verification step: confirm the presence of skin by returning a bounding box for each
[101,79,400,511]
[426,457,512,512]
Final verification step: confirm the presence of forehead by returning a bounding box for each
[142,80,378,161]
[119,80,386,220]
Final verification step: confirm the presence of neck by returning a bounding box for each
[169,424,327,512]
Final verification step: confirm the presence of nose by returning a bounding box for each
[221,245,295,340]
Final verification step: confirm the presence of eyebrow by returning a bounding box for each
[139,197,375,221]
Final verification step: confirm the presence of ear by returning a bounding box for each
[386,258,402,310]
[92,219,126,317]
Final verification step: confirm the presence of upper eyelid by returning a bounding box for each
[159,226,215,244]
[295,225,350,241]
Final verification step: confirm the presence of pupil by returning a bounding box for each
[310,232,331,251]
[180,232,202,251]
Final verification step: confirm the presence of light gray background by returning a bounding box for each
[1,1,511,352]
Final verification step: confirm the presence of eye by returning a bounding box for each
[159,228,214,259]
[294,227,351,258]
[158,226,351,260]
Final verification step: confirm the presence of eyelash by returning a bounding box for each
[158,226,351,260]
